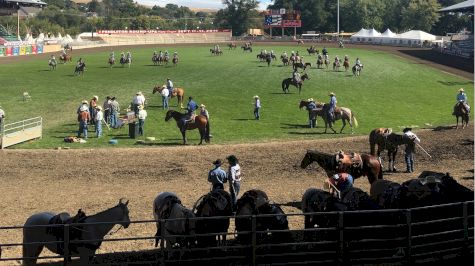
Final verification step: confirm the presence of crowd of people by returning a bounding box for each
[208,155,242,210]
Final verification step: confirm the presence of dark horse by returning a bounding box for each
[192,190,232,247]
[241,46,252,53]
[369,128,413,172]
[281,73,310,94]
[301,150,383,185]
[74,63,86,76]
[454,102,469,129]
[165,110,210,145]
[235,189,290,245]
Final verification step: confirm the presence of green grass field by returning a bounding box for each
[0,44,472,148]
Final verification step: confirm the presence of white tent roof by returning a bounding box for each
[397,30,436,41]
[351,28,381,38]
[381,29,396,37]
[439,0,474,12]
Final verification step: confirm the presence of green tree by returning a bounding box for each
[217,0,259,36]
[401,0,441,32]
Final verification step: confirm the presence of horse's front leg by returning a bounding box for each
[340,119,346,133]
[181,130,187,145]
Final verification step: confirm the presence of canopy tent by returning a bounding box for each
[439,0,474,13]
[381,29,396,37]
[350,28,381,43]
[350,28,438,47]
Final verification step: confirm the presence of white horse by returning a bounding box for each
[48,59,57,70]
[153,192,195,250]
[352,64,363,76]
[23,199,130,265]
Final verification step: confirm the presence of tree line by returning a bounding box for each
[0,0,471,38]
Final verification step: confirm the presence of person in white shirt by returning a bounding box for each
[132,91,146,115]
[95,106,103,138]
[403,127,421,173]
[0,106,5,129]
[161,87,169,110]
[137,105,148,136]
[226,155,241,210]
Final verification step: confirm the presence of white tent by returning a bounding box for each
[377,29,397,44]
[395,30,436,46]
[381,29,396,37]
[350,28,381,43]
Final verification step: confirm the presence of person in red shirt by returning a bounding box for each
[77,108,91,139]
[328,172,354,193]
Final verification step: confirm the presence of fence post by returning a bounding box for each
[63,224,70,266]
[160,219,165,265]
[251,215,257,266]
[462,202,468,258]
[404,210,412,265]
[337,212,345,265]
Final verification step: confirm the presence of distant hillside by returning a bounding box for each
[189,7,218,13]
[70,0,93,4]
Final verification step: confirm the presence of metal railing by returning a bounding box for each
[0,201,472,265]
[1,116,42,149]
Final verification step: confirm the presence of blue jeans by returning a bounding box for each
[110,112,118,128]
[309,112,317,128]
[78,121,88,139]
[405,152,414,173]
[254,107,260,120]
[139,119,145,136]
[95,120,102,137]
[162,96,169,109]
[230,180,241,208]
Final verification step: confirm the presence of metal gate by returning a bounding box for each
[0,117,42,149]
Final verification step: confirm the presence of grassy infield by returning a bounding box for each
[0,44,472,148]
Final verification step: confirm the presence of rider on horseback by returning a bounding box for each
[173,51,178,61]
[110,51,115,61]
[328,92,337,125]
[182,96,198,131]
[49,55,57,65]
[454,88,470,114]
[322,47,328,55]
[293,69,302,85]
[355,57,362,68]
[334,56,340,64]
[282,51,288,59]
[166,78,174,97]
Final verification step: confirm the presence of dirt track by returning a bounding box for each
[0,124,473,264]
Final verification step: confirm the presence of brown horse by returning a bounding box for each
[152,86,185,108]
[172,57,179,66]
[59,54,72,63]
[343,59,350,71]
[453,102,469,129]
[165,110,210,145]
[282,73,310,94]
[299,100,358,134]
[300,149,383,185]
[369,128,414,172]
[227,42,237,49]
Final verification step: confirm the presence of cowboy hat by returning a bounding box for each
[213,159,222,166]
[82,100,88,104]
[332,174,340,180]
[402,127,412,133]
[329,92,335,96]
[254,95,259,99]
[93,96,98,100]
[459,88,465,92]
[200,104,206,108]
[136,91,142,95]
[96,106,102,110]
[138,105,144,109]
[308,98,314,102]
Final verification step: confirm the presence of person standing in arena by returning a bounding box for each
[226,155,241,210]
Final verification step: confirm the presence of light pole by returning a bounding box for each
[16,3,20,40]
[337,0,340,38]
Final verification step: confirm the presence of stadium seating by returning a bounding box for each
[0,25,18,42]
[98,32,231,46]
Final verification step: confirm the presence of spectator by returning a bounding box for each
[137,105,147,136]
[253,95,261,120]
[166,78,174,97]
[403,127,421,173]
[161,87,169,110]
[226,155,242,209]
[0,106,5,129]
[132,91,145,115]
[110,97,120,128]
[95,106,103,138]
[200,104,211,137]
[208,159,227,191]
[329,173,354,193]
[89,96,98,125]
[307,98,317,128]
[77,105,91,139]
[103,96,112,125]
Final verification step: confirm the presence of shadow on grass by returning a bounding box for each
[287,131,327,135]
[232,118,255,121]
[38,69,51,72]
[134,141,182,146]
[280,123,309,129]
[437,81,474,86]
[269,92,292,95]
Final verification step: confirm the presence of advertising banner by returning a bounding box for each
[37,45,43,54]
[26,45,32,54]
[13,46,19,56]
[97,29,231,34]
[0,47,5,56]
[20,46,26,55]
[282,20,302,27]
[6,47,12,56]
[32,45,37,54]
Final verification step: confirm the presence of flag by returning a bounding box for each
[264,15,282,26]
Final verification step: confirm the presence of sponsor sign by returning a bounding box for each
[12,46,19,56]
[96,29,231,34]
[37,45,43,54]
[282,20,302,27]
[32,45,37,54]
[0,47,5,56]
[20,46,26,55]
[265,15,282,26]
[6,47,12,56]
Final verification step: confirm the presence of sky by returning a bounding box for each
[136,0,273,10]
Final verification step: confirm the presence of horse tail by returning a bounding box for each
[369,130,376,156]
[205,121,210,143]
[352,112,358,127]
[282,80,286,92]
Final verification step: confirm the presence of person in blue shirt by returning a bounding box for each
[181,96,198,131]
[208,159,228,191]
[454,88,470,114]
[307,98,317,128]
[328,92,337,126]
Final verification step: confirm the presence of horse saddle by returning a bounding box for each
[335,151,363,170]
[47,209,87,243]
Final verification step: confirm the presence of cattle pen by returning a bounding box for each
[0,201,472,265]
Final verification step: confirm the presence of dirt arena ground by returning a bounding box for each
[0,124,473,264]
